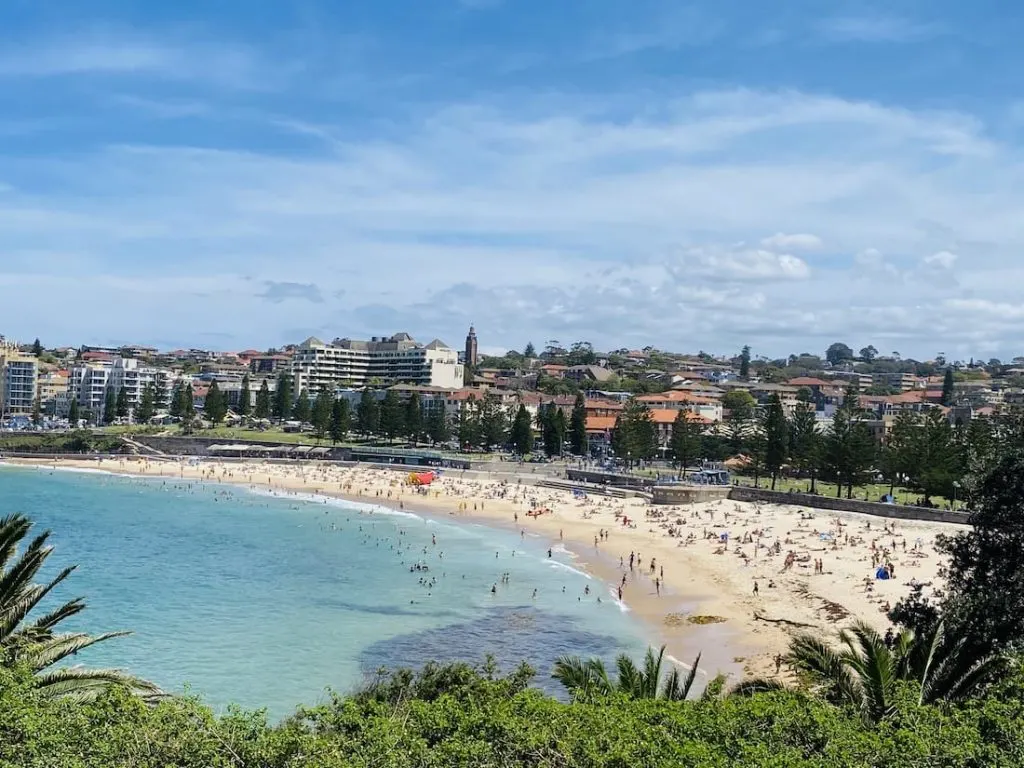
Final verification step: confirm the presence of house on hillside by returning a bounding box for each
[564,365,615,384]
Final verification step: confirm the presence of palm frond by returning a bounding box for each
[640,646,666,699]
[0,565,77,643]
[25,598,86,636]
[0,515,33,569]
[552,655,611,703]
[675,652,702,701]
[0,515,159,705]
[615,654,643,698]
[934,651,1008,703]
[32,666,165,704]
[843,621,897,723]
[18,631,132,672]
[787,632,861,708]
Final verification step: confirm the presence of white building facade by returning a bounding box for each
[292,333,464,392]
[0,342,38,416]
[69,358,173,420]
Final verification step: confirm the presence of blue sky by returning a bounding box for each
[2,0,1024,360]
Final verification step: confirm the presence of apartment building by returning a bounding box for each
[69,361,112,417]
[873,371,923,392]
[0,342,38,415]
[69,358,173,420]
[37,371,69,411]
[636,391,724,422]
[292,333,464,392]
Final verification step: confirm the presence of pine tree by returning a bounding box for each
[882,410,920,496]
[824,390,875,499]
[238,374,251,416]
[723,389,756,453]
[330,398,351,444]
[458,396,481,449]
[739,345,751,381]
[510,404,533,455]
[136,383,156,423]
[103,387,117,425]
[254,380,271,419]
[788,401,820,493]
[907,409,961,504]
[115,386,129,419]
[273,373,293,421]
[31,396,42,427]
[478,393,508,450]
[524,341,536,358]
[941,367,955,406]
[552,408,568,456]
[763,393,788,490]
[356,389,380,436]
[180,383,195,419]
[538,403,559,457]
[68,397,80,426]
[426,407,450,446]
[169,383,183,418]
[311,389,333,439]
[568,392,588,456]
[378,390,404,441]
[613,398,657,466]
[404,393,423,443]
[31,338,42,356]
[669,410,704,479]
[292,389,312,423]
[204,380,228,424]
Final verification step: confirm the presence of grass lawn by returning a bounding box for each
[733,475,956,508]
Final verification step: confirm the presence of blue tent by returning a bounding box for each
[875,567,890,580]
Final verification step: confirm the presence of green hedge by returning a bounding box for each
[2,664,1024,767]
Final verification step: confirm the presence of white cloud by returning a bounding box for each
[922,250,958,269]
[760,233,823,251]
[682,247,811,281]
[0,32,284,90]
[817,15,940,43]
[1,86,1022,357]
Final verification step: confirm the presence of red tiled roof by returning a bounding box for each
[650,409,710,424]
[885,390,926,404]
[788,377,830,387]
[585,416,618,432]
[638,391,719,405]
[585,399,624,410]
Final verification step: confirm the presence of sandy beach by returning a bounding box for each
[5,455,963,680]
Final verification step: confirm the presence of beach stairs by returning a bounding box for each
[121,436,167,457]
[537,477,651,500]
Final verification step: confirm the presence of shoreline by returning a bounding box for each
[3,455,964,680]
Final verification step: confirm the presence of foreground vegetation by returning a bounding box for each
[3,660,1024,767]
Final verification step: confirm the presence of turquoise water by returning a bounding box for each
[0,464,649,717]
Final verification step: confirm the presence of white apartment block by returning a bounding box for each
[70,358,174,420]
[69,361,111,416]
[292,333,464,392]
[0,342,38,416]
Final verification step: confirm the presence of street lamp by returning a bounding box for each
[952,480,960,511]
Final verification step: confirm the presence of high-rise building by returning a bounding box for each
[0,341,38,416]
[291,333,464,392]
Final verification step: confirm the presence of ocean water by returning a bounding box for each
[0,464,649,718]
